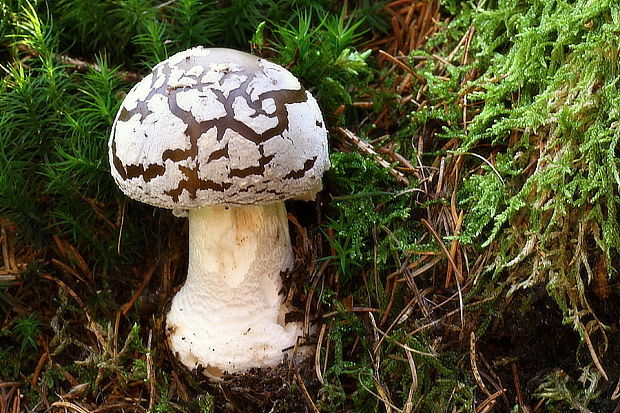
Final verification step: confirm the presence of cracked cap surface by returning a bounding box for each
[109,47,329,209]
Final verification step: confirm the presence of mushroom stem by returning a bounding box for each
[166,203,303,377]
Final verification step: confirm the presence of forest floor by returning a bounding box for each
[2,1,620,412]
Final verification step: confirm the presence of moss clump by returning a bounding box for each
[405,0,620,408]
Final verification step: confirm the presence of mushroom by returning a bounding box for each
[108,47,328,377]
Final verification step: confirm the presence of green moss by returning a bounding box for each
[411,0,620,352]
[326,152,420,270]
[317,308,372,412]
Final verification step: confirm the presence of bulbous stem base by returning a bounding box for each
[166,203,304,378]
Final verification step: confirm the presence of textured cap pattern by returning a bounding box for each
[109,47,329,209]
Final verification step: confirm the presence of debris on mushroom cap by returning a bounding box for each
[109,47,329,209]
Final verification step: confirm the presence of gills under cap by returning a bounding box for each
[109,46,329,209]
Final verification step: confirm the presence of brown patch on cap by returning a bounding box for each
[283,157,317,180]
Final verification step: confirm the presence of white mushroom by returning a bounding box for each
[109,47,328,377]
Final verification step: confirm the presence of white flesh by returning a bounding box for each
[166,203,304,377]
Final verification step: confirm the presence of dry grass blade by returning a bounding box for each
[405,296,495,338]
[170,371,190,404]
[0,382,20,413]
[1,226,16,272]
[378,49,424,82]
[375,378,394,413]
[335,127,410,185]
[475,389,506,413]
[448,151,506,185]
[315,323,327,384]
[370,312,436,357]
[10,388,20,413]
[382,0,440,54]
[420,218,465,327]
[321,306,380,318]
[51,259,90,285]
[50,401,90,413]
[294,370,320,413]
[52,235,93,283]
[59,383,89,400]
[612,378,620,400]
[402,265,432,319]
[470,332,491,397]
[357,371,403,413]
[445,210,464,288]
[91,404,146,412]
[146,330,155,412]
[579,322,609,381]
[403,350,417,413]
[304,259,330,335]
[512,362,531,413]
[0,272,18,283]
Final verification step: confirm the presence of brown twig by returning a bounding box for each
[121,264,158,315]
[53,53,141,83]
[1,386,8,413]
[1,227,12,271]
[0,224,18,272]
[0,271,19,283]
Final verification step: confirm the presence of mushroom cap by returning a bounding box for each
[109,47,329,209]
